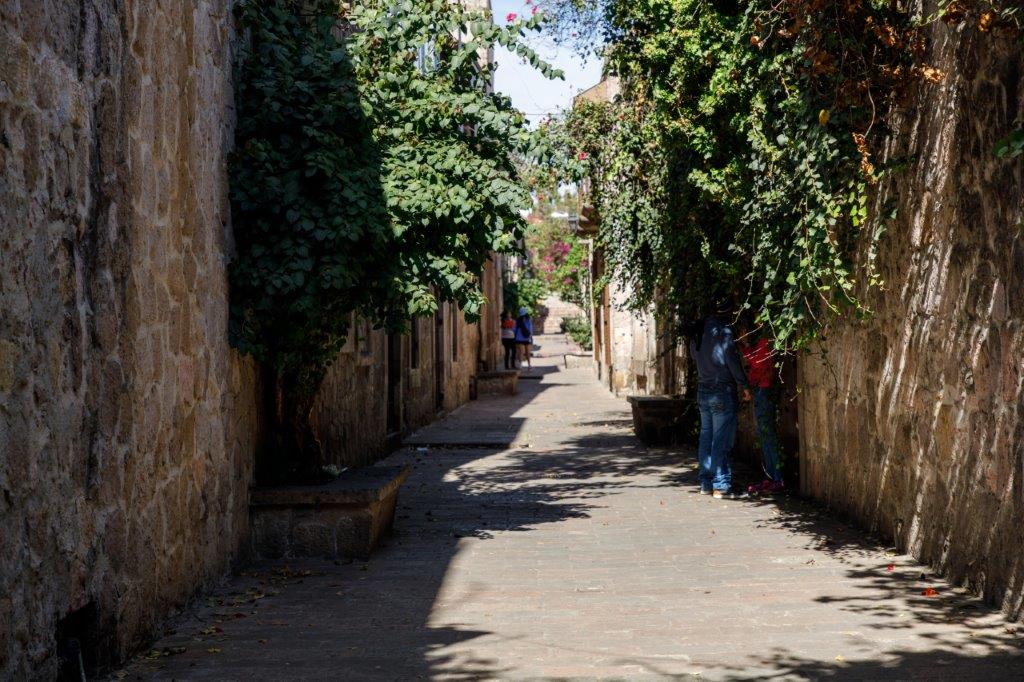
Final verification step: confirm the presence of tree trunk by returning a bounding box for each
[256,363,324,484]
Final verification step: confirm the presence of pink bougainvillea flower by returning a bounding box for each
[886,564,895,572]
[577,151,588,160]
[506,12,517,22]
[532,6,538,15]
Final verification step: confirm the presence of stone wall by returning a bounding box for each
[799,17,1024,618]
[312,258,503,469]
[0,1,260,677]
[599,279,662,395]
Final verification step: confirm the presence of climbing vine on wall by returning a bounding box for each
[548,0,1020,351]
[230,0,559,472]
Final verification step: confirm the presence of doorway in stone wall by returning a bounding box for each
[434,306,445,412]
[386,333,403,449]
[779,356,801,490]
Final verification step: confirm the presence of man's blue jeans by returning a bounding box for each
[697,387,738,492]
[753,387,783,482]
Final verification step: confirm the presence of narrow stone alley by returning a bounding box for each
[119,337,1023,680]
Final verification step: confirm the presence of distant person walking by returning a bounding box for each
[739,328,784,494]
[500,311,516,370]
[514,307,533,370]
[688,302,751,499]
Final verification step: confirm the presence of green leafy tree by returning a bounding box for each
[230,0,560,478]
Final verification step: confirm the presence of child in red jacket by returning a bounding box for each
[740,332,784,493]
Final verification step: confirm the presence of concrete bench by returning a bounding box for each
[250,465,410,560]
[475,370,518,396]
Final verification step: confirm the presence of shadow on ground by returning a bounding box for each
[118,354,1024,680]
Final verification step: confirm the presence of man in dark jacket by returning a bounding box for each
[688,304,751,498]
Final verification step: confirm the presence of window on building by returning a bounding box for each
[415,42,437,74]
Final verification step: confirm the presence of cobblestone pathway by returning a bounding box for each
[119,336,1024,680]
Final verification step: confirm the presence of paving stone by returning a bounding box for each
[114,335,1024,680]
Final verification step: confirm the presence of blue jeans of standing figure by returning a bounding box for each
[753,387,783,482]
[697,387,738,492]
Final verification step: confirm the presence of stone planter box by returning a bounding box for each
[627,396,692,446]
[250,465,410,560]
[476,370,518,396]
[563,353,594,370]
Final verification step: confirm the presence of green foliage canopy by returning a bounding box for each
[230,0,561,388]
[546,0,974,350]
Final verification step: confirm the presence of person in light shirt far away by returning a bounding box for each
[738,322,785,494]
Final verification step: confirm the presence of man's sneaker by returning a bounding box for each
[699,487,712,495]
[713,489,736,499]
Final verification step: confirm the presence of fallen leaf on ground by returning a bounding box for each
[206,647,221,654]
[258,639,269,645]
[835,655,845,662]
[922,587,939,597]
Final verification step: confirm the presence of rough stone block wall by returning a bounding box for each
[601,279,660,395]
[0,2,260,676]
[404,314,442,434]
[799,18,1024,618]
[444,303,481,411]
[313,288,493,469]
[313,328,389,469]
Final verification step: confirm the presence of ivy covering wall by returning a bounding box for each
[548,0,1021,351]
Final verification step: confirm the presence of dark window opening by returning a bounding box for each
[410,318,420,369]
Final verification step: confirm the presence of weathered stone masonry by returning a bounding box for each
[0,3,506,676]
[0,1,260,677]
[799,18,1024,619]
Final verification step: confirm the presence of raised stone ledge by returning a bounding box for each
[251,465,410,507]
[250,465,410,560]
[564,353,594,369]
[475,370,519,396]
